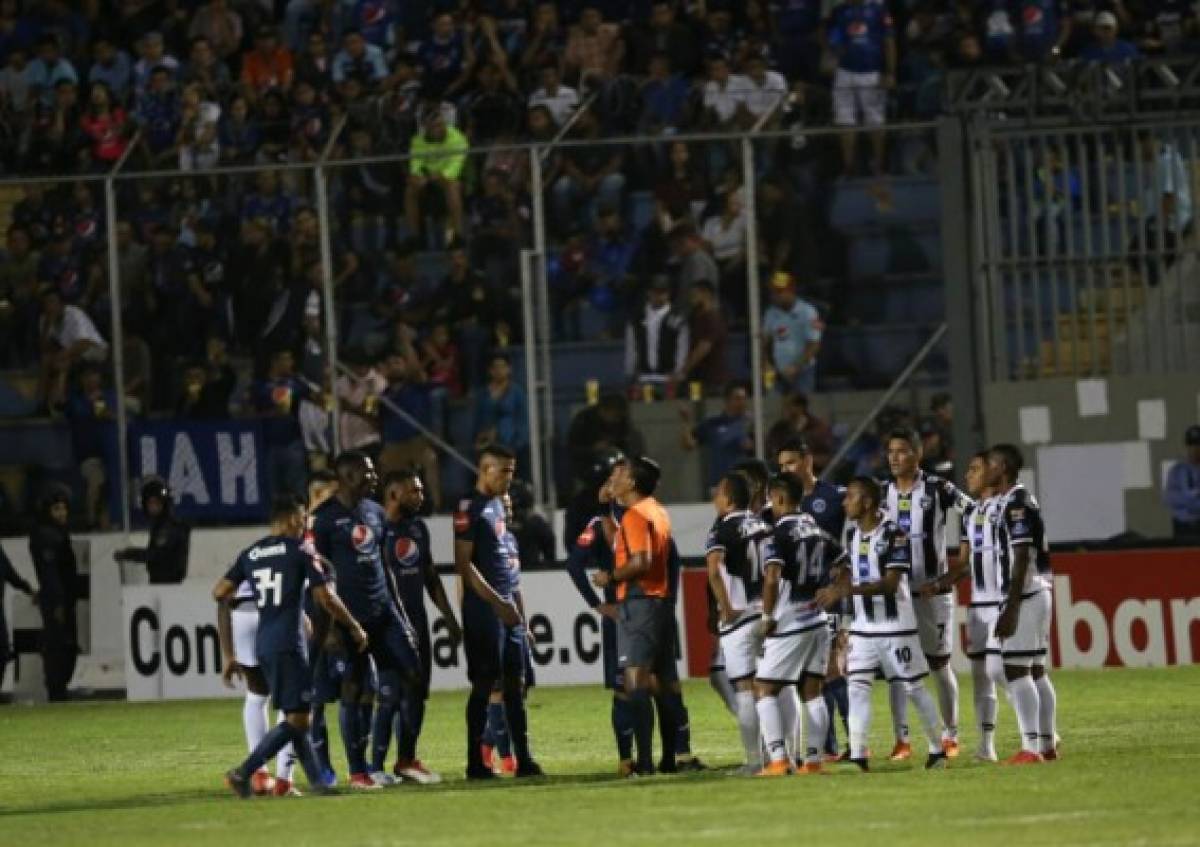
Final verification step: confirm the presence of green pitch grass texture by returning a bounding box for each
[2,667,1198,846]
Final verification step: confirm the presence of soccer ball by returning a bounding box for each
[250,769,276,796]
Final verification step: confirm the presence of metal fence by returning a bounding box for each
[1,119,951,531]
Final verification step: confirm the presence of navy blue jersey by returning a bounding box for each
[311,496,392,619]
[802,480,847,541]
[454,492,516,599]
[384,514,433,626]
[225,535,326,655]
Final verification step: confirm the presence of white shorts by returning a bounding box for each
[1000,589,1051,668]
[231,605,260,668]
[833,68,886,128]
[847,632,931,683]
[719,618,762,683]
[966,604,1001,660]
[709,641,725,673]
[914,592,955,658]
[756,622,831,685]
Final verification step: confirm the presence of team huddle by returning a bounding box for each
[213,430,1059,797]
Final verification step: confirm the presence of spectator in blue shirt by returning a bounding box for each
[473,352,529,459]
[825,0,895,175]
[378,349,443,510]
[28,34,77,108]
[63,363,117,530]
[1081,11,1139,61]
[136,66,181,165]
[88,38,132,104]
[680,380,755,491]
[252,347,314,499]
[1016,0,1072,60]
[418,12,472,99]
[339,0,397,50]
[637,51,690,134]
[332,29,390,90]
[762,271,822,395]
[1164,426,1200,541]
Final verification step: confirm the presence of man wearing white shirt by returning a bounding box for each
[740,52,787,123]
[38,288,109,409]
[624,275,689,386]
[528,63,580,126]
[701,52,750,129]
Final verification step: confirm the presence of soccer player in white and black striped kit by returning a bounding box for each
[923,451,1006,761]
[818,477,948,771]
[881,428,971,759]
[987,444,1058,764]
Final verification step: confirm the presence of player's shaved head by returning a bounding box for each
[986,443,1023,487]
[718,472,752,512]
[333,450,377,504]
[269,493,306,536]
[768,472,805,511]
[477,443,517,496]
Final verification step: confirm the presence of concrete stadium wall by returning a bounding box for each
[983,375,1198,541]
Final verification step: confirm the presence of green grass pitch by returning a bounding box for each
[2,666,1198,846]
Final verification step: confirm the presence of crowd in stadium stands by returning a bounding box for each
[0,0,1194,520]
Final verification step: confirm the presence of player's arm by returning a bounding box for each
[995,500,1034,638]
[816,564,850,609]
[212,572,241,685]
[454,538,521,625]
[566,525,605,609]
[422,554,461,643]
[312,583,368,651]
[758,557,783,638]
[705,549,738,626]
[851,566,904,598]
[925,536,970,597]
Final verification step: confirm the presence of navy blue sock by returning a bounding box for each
[823,677,850,753]
[398,695,426,761]
[467,689,490,770]
[653,693,679,768]
[370,701,395,772]
[357,702,373,763]
[339,702,367,775]
[612,694,634,760]
[486,701,511,758]
[311,704,332,774]
[238,722,294,779]
[629,687,655,772]
[501,685,530,764]
[670,692,693,755]
[288,724,324,788]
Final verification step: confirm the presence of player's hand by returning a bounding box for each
[994,606,1017,640]
[595,602,618,621]
[591,571,612,588]
[815,586,841,608]
[349,623,370,652]
[497,599,522,627]
[754,617,776,639]
[221,658,242,688]
[918,581,939,599]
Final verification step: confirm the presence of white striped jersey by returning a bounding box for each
[994,484,1051,595]
[960,496,1004,605]
[763,512,847,634]
[705,509,773,618]
[846,516,916,636]
[882,471,972,587]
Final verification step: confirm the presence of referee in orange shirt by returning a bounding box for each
[592,455,677,776]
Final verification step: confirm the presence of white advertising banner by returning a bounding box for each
[123,574,689,701]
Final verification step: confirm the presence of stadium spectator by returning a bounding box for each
[920,392,955,473]
[528,61,580,127]
[668,221,719,310]
[1139,1,1199,54]
[624,274,689,386]
[1164,425,1200,541]
[418,12,472,100]
[1130,130,1192,286]
[332,29,389,91]
[638,51,691,136]
[679,380,755,490]
[628,0,702,77]
[564,5,623,85]
[136,65,181,166]
[176,336,236,419]
[765,391,835,473]
[566,392,645,489]
[826,0,896,176]
[240,26,293,100]
[678,279,728,390]
[578,204,637,336]
[293,30,333,94]
[88,37,133,104]
[520,2,568,77]
[63,363,116,530]
[700,188,748,313]
[421,321,464,402]
[336,350,387,459]
[464,59,523,143]
[29,486,79,702]
[216,93,260,164]
[378,349,441,510]
[182,36,234,100]
[28,34,76,109]
[177,82,220,170]
[132,32,179,104]
[24,78,82,174]
[37,286,108,410]
[701,50,750,133]
[406,107,468,244]
[552,106,626,234]
[740,48,788,124]
[1013,0,1073,61]
[762,271,822,395]
[1081,11,1139,61]
[188,0,244,62]
[0,47,33,119]
[252,347,313,498]
[473,353,529,462]
[79,82,130,169]
[0,224,40,365]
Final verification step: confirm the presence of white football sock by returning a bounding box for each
[888,680,909,743]
[1035,671,1057,753]
[1008,674,1041,753]
[803,696,830,765]
[735,690,762,769]
[243,692,269,753]
[778,686,801,760]
[971,659,998,754]
[932,664,959,740]
[907,681,943,755]
[848,676,873,761]
[709,669,738,716]
[755,696,786,764]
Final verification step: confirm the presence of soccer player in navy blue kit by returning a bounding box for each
[310,451,423,790]
[370,469,462,784]
[216,494,368,798]
[454,443,543,779]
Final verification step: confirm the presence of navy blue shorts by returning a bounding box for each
[463,596,528,686]
[411,614,433,699]
[311,648,376,703]
[261,650,313,713]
